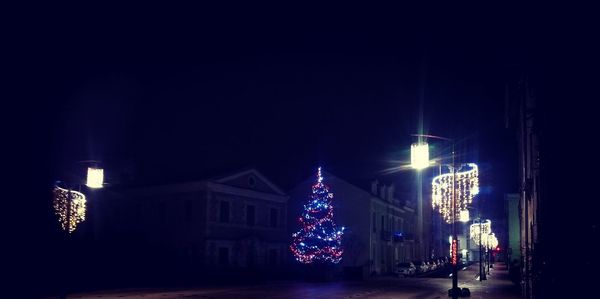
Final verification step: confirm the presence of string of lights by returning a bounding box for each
[53,186,87,233]
[432,163,479,223]
[290,167,344,264]
[469,219,492,246]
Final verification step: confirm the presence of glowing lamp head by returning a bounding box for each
[459,209,470,222]
[410,142,430,170]
[86,167,104,188]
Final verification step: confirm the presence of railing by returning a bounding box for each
[393,233,415,242]
[380,230,391,241]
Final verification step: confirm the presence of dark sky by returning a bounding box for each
[16,4,550,230]
[38,6,523,196]
[13,5,528,233]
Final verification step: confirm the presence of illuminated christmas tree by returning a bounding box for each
[290,167,344,264]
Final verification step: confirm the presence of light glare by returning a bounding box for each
[459,209,470,222]
[410,142,430,170]
[86,167,104,188]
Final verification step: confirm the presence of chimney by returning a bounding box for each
[379,185,387,199]
[371,180,378,195]
[388,184,395,202]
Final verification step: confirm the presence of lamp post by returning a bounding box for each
[470,218,488,281]
[54,162,104,299]
[486,233,490,275]
[410,134,464,298]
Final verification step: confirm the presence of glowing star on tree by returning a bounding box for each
[290,167,344,264]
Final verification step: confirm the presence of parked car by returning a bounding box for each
[429,260,439,270]
[427,260,437,271]
[412,261,428,273]
[396,262,416,277]
[437,258,446,267]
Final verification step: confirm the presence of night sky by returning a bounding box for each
[8,4,598,296]
[18,4,526,229]
[43,8,519,192]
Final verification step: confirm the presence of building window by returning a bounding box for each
[218,247,229,265]
[373,213,377,232]
[220,201,230,223]
[248,176,256,188]
[246,205,255,226]
[185,199,193,224]
[270,208,278,228]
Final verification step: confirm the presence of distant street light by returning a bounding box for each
[470,218,491,281]
[409,134,479,298]
[54,161,104,299]
[459,210,470,223]
[487,233,498,271]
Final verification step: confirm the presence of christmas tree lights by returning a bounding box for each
[53,186,87,233]
[432,163,479,223]
[290,167,344,264]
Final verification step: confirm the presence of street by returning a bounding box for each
[62,263,519,299]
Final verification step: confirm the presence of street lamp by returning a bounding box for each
[470,218,491,281]
[54,164,104,233]
[86,167,104,189]
[410,134,479,298]
[54,162,104,299]
[411,142,430,170]
[486,232,498,273]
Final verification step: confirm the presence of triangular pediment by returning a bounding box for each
[214,169,285,195]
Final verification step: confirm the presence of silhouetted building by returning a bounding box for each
[96,169,289,279]
[505,193,521,281]
[506,74,541,299]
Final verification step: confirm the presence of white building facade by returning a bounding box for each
[97,169,289,273]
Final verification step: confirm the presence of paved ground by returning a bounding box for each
[54,262,519,299]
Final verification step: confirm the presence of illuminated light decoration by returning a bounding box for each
[451,239,458,265]
[470,219,492,246]
[53,186,87,233]
[86,167,104,188]
[486,233,498,250]
[459,209,470,222]
[410,142,430,170]
[290,167,344,264]
[431,163,479,223]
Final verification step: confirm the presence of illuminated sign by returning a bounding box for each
[451,239,458,265]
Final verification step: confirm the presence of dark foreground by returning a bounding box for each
[51,263,519,299]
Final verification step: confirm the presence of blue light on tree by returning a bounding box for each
[290,167,344,264]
